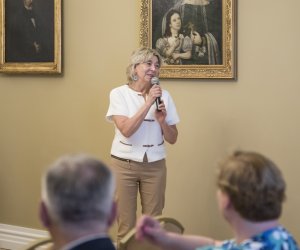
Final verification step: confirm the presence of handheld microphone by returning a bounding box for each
[151,77,162,111]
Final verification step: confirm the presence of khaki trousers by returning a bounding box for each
[110,157,166,245]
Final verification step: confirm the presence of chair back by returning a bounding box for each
[21,238,53,250]
[119,215,184,250]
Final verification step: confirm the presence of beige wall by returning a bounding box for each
[1,0,299,242]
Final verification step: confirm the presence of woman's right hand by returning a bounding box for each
[136,215,167,244]
[148,84,162,105]
[173,37,181,48]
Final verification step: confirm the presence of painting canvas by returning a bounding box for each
[0,0,62,73]
[140,0,236,79]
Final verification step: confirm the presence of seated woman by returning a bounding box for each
[135,150,299,250]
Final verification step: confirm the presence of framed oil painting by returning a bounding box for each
[140,0,236,79]
[0,0,62,74]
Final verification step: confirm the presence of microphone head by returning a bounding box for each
[151,77,159,85]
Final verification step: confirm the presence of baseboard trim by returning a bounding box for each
[0,224,49,250]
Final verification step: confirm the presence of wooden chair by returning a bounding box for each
[119,215,184,250]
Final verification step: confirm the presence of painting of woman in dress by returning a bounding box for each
[153,0,222,65]
[5,0,54,62]
[155,9,192,65]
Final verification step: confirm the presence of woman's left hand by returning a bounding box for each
[149,84,162,105]
[155,100,178,144]
[155,100,167,124]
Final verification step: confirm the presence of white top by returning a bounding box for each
[106,84,179,162]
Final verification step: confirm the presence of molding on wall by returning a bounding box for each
[0,224,49,250]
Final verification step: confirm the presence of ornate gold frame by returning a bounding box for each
[140,0,236,79]
[0,0,62,74]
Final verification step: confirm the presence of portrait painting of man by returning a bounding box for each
[5,0,54,63]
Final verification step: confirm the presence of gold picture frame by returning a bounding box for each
[0,0,62,74]
[140,0,236,79]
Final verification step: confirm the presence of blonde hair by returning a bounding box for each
[126,47,162,82]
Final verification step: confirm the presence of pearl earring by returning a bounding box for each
[133,75,138,81]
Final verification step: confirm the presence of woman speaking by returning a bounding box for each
[106,47,179,247]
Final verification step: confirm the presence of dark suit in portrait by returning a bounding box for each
[5,0,54,62]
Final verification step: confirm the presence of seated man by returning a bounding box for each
[136,150,299,250]
[39,154,116,250]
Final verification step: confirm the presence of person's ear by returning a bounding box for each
[218,189,231,210]
[222,192,231,210]
[107,201,117,227]
[39,201,52,228]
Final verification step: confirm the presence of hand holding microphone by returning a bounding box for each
[151,77,162,111]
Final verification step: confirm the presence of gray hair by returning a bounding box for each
[126,47,162,82]
[42,154,115,228]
